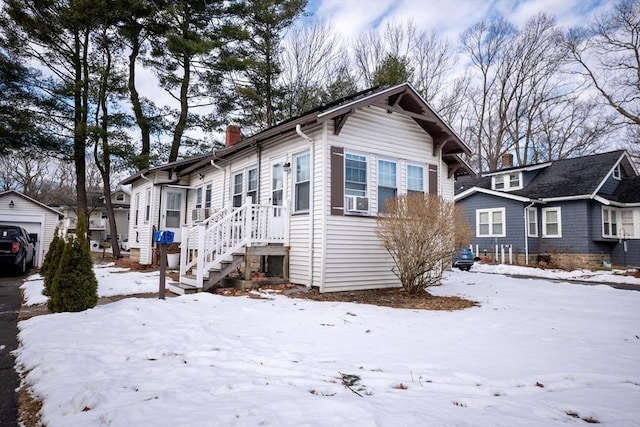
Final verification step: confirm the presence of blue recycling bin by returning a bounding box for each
[153,230,174,244]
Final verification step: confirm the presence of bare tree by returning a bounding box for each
[376,194,464,294]
[279,20,344,117]
[565,0,640,127]
[353,21,457,105]
[460,16,516,171]
[0,151,76,204]
[461,14,611,171]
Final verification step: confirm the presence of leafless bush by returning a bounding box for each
[377,194,464,293]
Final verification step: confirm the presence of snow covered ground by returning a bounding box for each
[20,263,163,306]
[14,264,640,426]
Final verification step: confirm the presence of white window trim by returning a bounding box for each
[620,209,636,239]
[231,165,259,207]
[612,164,621,180]
[344,151,370,215]
[492,171,523,191]
[476,207,506,237]
[602,207,618,238]
[542,207,562,238]
[195,186,203,209]
[527,207,538,237]
[406,162,426,195]
[293,151,311,213]
[134,193,140,227]
[377,158,398,213]
[144,188,151,223]
[246,167,258,204]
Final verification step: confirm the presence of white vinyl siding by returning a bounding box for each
[321,106,450,292]
[0,193,61,268]
[542,207,562,238]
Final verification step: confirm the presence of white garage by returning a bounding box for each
[0,190,63,268]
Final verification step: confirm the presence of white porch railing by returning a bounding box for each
[179,199,288,289]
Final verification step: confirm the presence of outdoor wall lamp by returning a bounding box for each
[9,200,14,208]
[282,162,291,173]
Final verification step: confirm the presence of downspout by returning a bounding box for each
[255,144,262,203]
[524,201,535,265]
[296,124,314,288]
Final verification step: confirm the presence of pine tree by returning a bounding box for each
[48,214,98,312]
[41,227,64,296]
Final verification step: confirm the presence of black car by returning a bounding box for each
[0,225,36,274]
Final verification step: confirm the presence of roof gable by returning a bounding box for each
[455,150,634,202]
[0,190,64,218]
[122,83,473,184]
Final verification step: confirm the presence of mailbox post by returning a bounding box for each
[153,230,175,300]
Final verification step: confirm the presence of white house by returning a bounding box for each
[56,187,131,251]
[120,83,472,293]
[0,190,64,267]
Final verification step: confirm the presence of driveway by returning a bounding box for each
[0,273,21,427]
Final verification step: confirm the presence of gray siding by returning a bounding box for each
[599,175,620,195]
[521,170,540,187]
[611,240,640,267]
[458,193,527,257]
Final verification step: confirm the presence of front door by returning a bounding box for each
[162,188,185,242]
[269,158,286,239]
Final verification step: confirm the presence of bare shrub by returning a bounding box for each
[376,194,461,294]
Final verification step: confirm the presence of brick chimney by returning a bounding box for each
[501,153,513,168]
[225,125,242,148]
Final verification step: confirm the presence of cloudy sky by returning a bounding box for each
[303,0,613,43]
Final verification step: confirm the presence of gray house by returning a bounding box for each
[454,150,639,269]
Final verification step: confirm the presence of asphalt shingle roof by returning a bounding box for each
[514,151,625,199]
[609,175,640,203]
[455,150,638,202]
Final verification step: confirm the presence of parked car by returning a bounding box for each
[452,248,474,271]
[0,225,36,274]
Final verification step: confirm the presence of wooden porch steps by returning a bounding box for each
[175,252,246,293]
[166,281,199,295]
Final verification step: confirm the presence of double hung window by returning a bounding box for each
[345,153,367,197]
[542,207,562,237]
[378,160,397,212]
[407,164,424,195]
[477,208,505,237]
[294,152,310,212]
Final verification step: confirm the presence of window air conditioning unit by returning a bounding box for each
[345,195,369,213]
[192,208,210,222]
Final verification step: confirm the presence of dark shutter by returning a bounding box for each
[428,164,438,194]
[330,146,344,215]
